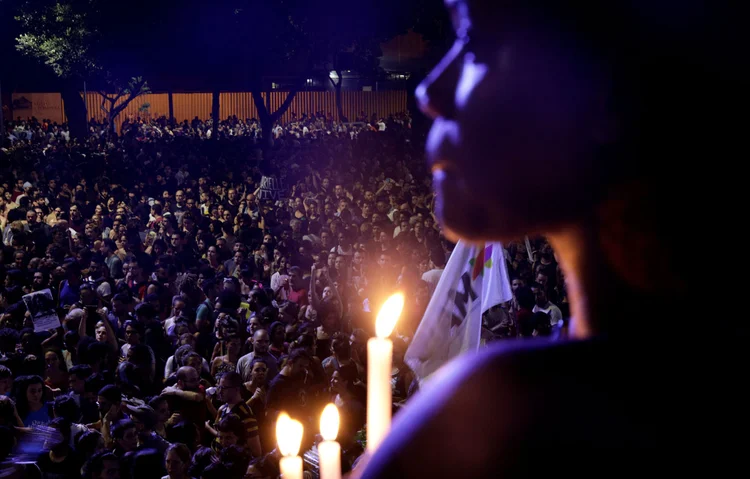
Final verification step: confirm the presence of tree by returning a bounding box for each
[13,0,100,138]
[11,0,155,139]
[98,76,150,135]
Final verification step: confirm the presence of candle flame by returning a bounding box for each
[276,412,304,457]
[320,403,340,441]
[376,293,404,338]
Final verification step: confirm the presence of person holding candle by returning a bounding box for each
[356,0,740,478]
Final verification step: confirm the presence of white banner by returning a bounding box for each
[405,241,512,383]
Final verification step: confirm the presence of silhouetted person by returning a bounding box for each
[359,1,741,478]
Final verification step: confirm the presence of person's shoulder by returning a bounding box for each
[360,339,626,478]
[237,352,254,364]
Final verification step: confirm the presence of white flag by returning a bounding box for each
[405,241,512,383]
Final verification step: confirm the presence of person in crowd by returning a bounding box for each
[330,364,366,445]
[161,366,209,430]
[164,443,192,479]
[0,365,13,397]
[125,403,170,455]
[85,450,120,479]
[110,418,138,457]
[36,416,84,477]
[530,281,563,328]
[210,333,241,382]
[265,349,312,422]
[11,374,51,426]
[236,329,279,382]
[88,384,127,448]
[52,394,88,447]
[207,371,261,457]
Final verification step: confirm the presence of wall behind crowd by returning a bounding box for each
[8,91,408,133]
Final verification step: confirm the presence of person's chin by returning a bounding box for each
[433,170,531,243]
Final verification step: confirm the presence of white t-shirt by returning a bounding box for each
[421,268,444,297]
[533,303,564,326]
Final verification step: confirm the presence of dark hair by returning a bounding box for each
[131,448,167,478]
[165,442,191,468]
[112,293,132,304]
[166,421,199,452]
[10,375,45,419]
[48,416,72,449]
[188,446,216,478]
[98,384,122,404]
[532,312,553,337]
[269,321,286,342]
[287,348,311,365]
[69,364,93,381]
[53,394,81,422]
[259,306,279,326]
[516,286,535,310]
[216,290,241,310]
[43,348,68,373]
[201,279,217,296]
[87,451,119,479]
[124,320,145,337]
[148,395,168,412]
[331,332,351,359]
[84,373,106,394]
[86,341,110,366]
[111,419,136,440]
[0,329,19,353]
[0,365,11,380]
[219,444,250,477]
[75,429,103,459]
[216,371,240,389]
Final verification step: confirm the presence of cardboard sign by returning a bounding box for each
[22,289,61,332]
[257,176,287,201]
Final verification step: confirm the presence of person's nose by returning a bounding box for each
[416,40,464,120]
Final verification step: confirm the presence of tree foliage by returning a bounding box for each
[13,0,100,79]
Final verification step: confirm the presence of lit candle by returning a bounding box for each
[276,412,304,479]
[319,403,341,479]
[367,293,404,453]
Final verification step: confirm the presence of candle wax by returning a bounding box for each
[318,440,341,479]
[367,336,393,453]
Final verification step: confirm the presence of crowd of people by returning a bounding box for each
[0,112,566,479]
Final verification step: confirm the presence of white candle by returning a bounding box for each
[367,293,404,453]
[276,412,304,479]
[319,403,341,479]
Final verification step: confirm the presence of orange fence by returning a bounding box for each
[61,90,407,131]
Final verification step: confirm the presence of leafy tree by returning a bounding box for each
[11,0,153,138]
[12,0,99,137]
